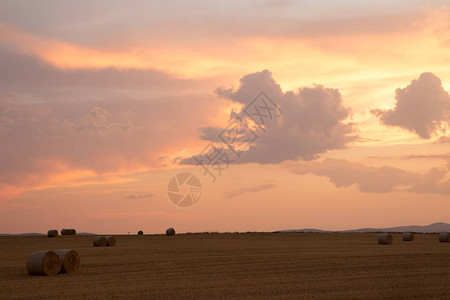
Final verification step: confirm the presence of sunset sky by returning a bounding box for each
[1,1,449,234]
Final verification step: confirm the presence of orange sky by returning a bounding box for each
[0,1,449,234]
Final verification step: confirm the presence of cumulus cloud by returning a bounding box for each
[371,72,450,139]
[223,183,275,198]
[287,158,450,194]
[182,70,357,165]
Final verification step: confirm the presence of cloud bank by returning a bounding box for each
[0,49,229,201]
[288,158,450,195]
[223,183,275,198]
[125,193,154,199]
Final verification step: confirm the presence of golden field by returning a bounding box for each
[1,233,450,299]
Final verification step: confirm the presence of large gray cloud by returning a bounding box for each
[288,158,450,194]
[182,70,357,164]
[371,72,450,139]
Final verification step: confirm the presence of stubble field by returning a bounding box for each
[1,233,450,299]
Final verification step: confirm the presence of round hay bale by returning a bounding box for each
[92,236,107,247]
[439,232,450,242]
[47,230,58,238]
[166,228,176,236]
[138,230,143,236]
[377,234,393,245]
[54,249,80,274]
[26,250,61,276]
[402,233,414,241]
[62,229,76,235]
[105,236,116,246]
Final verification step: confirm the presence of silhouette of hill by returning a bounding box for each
[0,233,45,236]
[277,228,328,233]
[277,222,450,233]
[0,232,95,236]
[2,223,450,236]
[343,222,450,233]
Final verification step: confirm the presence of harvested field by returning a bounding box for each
[1,233,450,299]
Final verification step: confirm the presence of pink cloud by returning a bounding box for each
[371,73,450,139]
[0,50,231,201]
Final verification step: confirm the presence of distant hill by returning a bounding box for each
[2,223,450,236]
[0,232,95,236]
[0,233,45,236]
[277,228,329,233]
[343,222,450,233]
[278,222,450,233]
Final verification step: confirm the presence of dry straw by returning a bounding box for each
[138,231,143,235]
[54,249,80,274]
[26,250,61,276]
[92,236,107,247]
[105,236,116,246]
[166,228,176,236]
[402,233,414,241]
[47,230,58,238]
[377,234,393,245]
[439,232,450,242]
